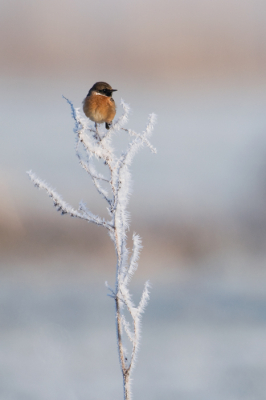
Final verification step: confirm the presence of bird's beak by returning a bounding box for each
[112,89,117,92]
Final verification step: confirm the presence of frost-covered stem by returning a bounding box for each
[28,97,156,400]
[124,374,131,400]
[116,296,130,399]
[113,196,130,398]
[114,230,127,378]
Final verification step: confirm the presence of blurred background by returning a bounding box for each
[1,0,266,399]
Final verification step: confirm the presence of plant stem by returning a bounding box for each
[116,296,131,400]
[114,219,130,400]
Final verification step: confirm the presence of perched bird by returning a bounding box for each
[83,82,117,129]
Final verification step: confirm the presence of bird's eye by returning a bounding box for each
[101,88,112,96]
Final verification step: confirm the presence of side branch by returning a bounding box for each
[27,171,112,230]
[123,233,142,285]
[79,159,112,206]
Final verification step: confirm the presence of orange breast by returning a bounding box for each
[83,93,116,124]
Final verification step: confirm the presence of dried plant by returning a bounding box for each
[27,96,156,400]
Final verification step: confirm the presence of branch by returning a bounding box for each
[28,96,156,400]
[64,96,114,162]
[79,159,112,205]
[138,280,150,314]
[27,171,112,230]
[113,113,157,213]
[121,314,135,343]
[123,233,142,285]
[105,281,116,298]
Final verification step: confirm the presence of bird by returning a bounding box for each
[83,82,117,130]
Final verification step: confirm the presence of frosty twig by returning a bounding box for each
[27,97,156,400]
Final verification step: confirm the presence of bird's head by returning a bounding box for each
[89,82,117,97]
